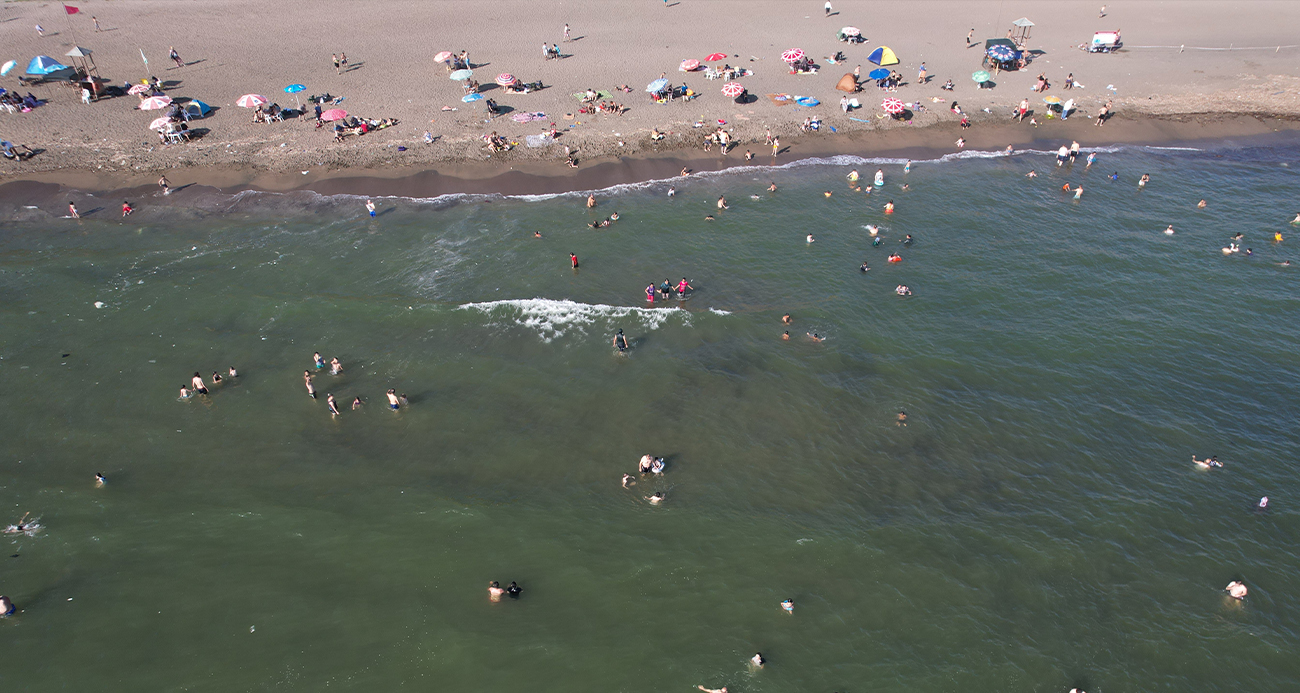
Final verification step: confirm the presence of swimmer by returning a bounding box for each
[211,371,223,385]
[1026,170,1037,178]
[386,389,400,410]
[823,190,832,198]
[507,581,522,598]
[887,253,902,263]
[330,357,342,375]
[645,492,665,504]
[229,366,238,378]
[1062,183,1072,192]
[327,394,341,416]
[0,595,14,617]
[717,195,728,209]
[782,314,793,324]
[3,513,32,535]
[1225,581,1248,600]
[904,234,914,245]
[1275,232,1284,242]
[1281,260,1292,267]
[1245,248,1253,256]
[587,194,596,208]
[807,234,815,243]
[847,169,860,182]
[704,215,715,221]
[622,473,635,488]
[1292,213,1300,224]
[179,385,191,399]
[1073,185,1083,200]
[191,372,209,395]
[1109,172,1119,181]
[751,653,765,667]
[668,186,676,197]
[639,454,654,474]
[351,396,363,410]
[1232,232,1244,240]
[808,332,824,342]
[400,393,410,407]
[1139,173,1150,188]
[534,231,542,238]
[874,169,884,186]
[676,278,693,293]
[95,473,106,488]
[650,457,665,475]
[314,352,326,369]
[872,237,882,246]
[883,201,894,214]
[488,581,506,602]
[866,224,879,236]
[1086,151,1097,168]
[768,182,777,192]
[304,371,316,399]
[897,410,908,426]
[1165,225,1175,235]
[645,284,656,302]
[366,199,376,217]
[900,184,910,192]
[613,329,629,352]
[860,262,870,272]
[781,598,794,613]
[696,687,728,693]
[1258,496,1269,509]
[570,253,579,269]
[895,285,911,296]
[1196,199,1207,208]
[782,331,790,340]
[610,212,620,221]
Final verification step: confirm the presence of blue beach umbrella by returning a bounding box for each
[868,68,890,80]
[646,78,669,93]
[283,84,306,108]
[987,44,1017,62]
[25,55,68,75]
[462,93,484,102]
[0,60,15,77]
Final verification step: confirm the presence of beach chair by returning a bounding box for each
[704,67,721,80]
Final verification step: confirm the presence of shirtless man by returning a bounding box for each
[330,357,342,375]
[326,394,341,417]
[587,194,597,208]
[304,371,316,398]
[488,581,506,602]
[191,372,208,395]
[387,389,401,410]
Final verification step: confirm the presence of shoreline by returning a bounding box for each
[3,113,1297,206]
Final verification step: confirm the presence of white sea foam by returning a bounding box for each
[458,298,691,342]
[708,308,732,316]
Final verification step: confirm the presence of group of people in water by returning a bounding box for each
[179,366,238,399]
[302,352,407,417]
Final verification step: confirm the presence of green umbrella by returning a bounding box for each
[972,70,991,83]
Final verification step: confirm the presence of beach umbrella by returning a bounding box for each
[781,48,805,63]
[127,83,151,95]
[183,100,211,118]
[868,68,890,80]
[971,70,991,83]
[721,82,744,97]
[462,93,483,103]
[835,74,857,92]
[148,116,173,131]
[284,84,305,94]
[680,59,700,71]
[495,73,516,86]
[450,69,473,81]
[646,78,669,93]
[237,93,268,108]
[320,108,347,121]
[25,55,68,75]
[434,51,453,63]
[0,60,15,76]
[867,46,899,66]
[704,53,727,62]
[840,27,861,37]
[139,95,172,110]
[987,44,1017,62]
[882,97,904,114]
[1043,95,1062,104]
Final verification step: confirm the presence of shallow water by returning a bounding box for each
[1,142,1298,692]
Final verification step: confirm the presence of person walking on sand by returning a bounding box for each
[340,53,348,70]
[966,28,975,46]
[917,62,927,84]
[169,47,184,69]
[35,24,44,37]
[772,136,780,157]
[1017,98,1028,122]
[93,15,101,31]
[563,23,571,42]
[332,54,341,74]
[824,1,833,16]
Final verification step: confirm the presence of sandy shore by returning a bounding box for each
[1,0,1298,194]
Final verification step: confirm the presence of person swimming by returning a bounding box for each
[872,237,883,246]
[95,473,106,487]
[351,396,362,410]
[903,234,913,245]
[807,234,815,243]
[1165,225,1175,235]
[179,385,192,399]
[781,599,794,614]
[650,457,665,475]
[1073,185,1083,200]
[782,331,790,340]
[211,371,223,385]
[874,169,884,186]
[751,653,765,667]
[646,492,665,504]
[866,224,879,236]
[1026,170,1038,178]
[1109,172,1119,181]
[1197,199,1207,208]
[613,329,629,352]
[782,314,793,324]
[1258,496,1269,509]
[897,410,908,426]
[1225,581,1248,600]
[888,253,902,262]
[823,191,832,198]
[883,201,895,213]
[895,284,911,295]
[0,595,15,617]
[847,169,860,182]
[330,357,342,375]
[808,332,825,342]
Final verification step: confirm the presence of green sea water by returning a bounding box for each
[1,142,1298,692]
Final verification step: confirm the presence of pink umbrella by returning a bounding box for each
[781,48,805,63]
[434,51,453,63]
[680,59,700,71]
[721,82,745,97]
[882,97,905,115]
[320,108,348,122]
[236,94,268,108]
[148,116,172,131]
[495,73,517,86]
[139,95,172,110]
[704,53,727,62]
[127,83,151,95]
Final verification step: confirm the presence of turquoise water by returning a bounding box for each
[1,142,1298,692]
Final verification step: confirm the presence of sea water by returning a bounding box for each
[1,142,1298,692]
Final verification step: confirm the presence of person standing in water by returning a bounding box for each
[158,175,170,195]
[569,253,579,269]
[874,169,884,187]
[613,329,629,351]
[191,372,208,395]
[304,370,317,399]
[386,389,401,410]
[1139,173,1150,189]
[313,352,326,369]
[1086,151,1097,168]
[326,394,341,417]
[68,202,80,219]
[366,199,376,217]
[351,396,363,410]
[1074,185,1084,200]
[676,277,693,294]
[645,284,656,303]
[330,357,343,375]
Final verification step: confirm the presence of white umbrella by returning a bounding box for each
[148,116,172,131]
[128,84,151,95]
[139,95,172,110]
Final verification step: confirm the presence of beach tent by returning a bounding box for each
[835,73,858,92]
[25,55,68,75]
[182,100,212,118]
[867,46,898,66]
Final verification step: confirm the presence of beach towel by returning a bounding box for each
[572,90,611,101]
[511,111,547,123]
[767,93,793,106]
[526,134,554,148]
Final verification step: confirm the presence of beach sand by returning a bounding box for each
[1,0,1298,193]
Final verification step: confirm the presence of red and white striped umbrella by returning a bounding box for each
[680,58,700,71]
[434,51,453,63]
[781,48,805,63]
[127,83,151,95]
[236,94,268,108]
[139,95,172,110]
[704,52,727,62]
[148,116,172,131]
[495,73,517,86]
[882,97,905,114]
[721,82,745,97]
